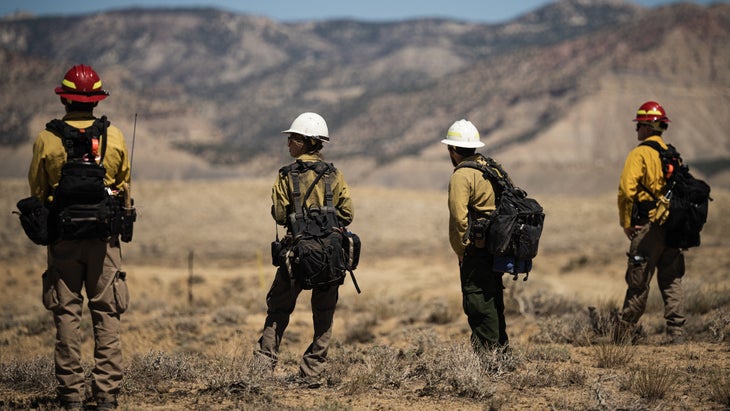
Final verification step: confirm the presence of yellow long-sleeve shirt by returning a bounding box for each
[617,135,668,229]
[447,154,497,258]
[271,153,354,228]
[28,112,131,204]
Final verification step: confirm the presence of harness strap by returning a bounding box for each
[301,164,329,205]
[286,160,340,236]
[324,172,334,208]
[291,170,304,221]
[98,116,108,164]
[638,140,677,195]
[46,116,109,165]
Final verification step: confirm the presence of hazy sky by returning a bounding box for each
[0,0,723,23]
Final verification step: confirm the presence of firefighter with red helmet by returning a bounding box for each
[28,65,130,410]
[615,101,685,344]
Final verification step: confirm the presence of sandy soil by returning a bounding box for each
[1,179,728,410]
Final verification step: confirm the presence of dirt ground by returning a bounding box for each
[1,179,728,410]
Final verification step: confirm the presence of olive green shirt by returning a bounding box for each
[28,112,131,204]
[271,153,354,227]
[448,154,497,258]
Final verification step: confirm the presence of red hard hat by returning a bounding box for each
[54,64,109,103]
[633,101,670,123]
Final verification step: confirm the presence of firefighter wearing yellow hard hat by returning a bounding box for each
[615,101,685,344]
[28,64,130,409]
[442,119,509,351]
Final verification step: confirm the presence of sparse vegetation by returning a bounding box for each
[627,363,678,402]
[0,356,55,394]
[1,181,729,409]
[708,366,730,408]
[594,341,636,369]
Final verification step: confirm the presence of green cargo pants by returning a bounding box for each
[44,238,128,404]
[460,245,508,351]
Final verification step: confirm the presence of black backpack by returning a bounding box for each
[276,160,360,291]
[456,155,545,279]
[46,116,120,241]
[640,140,711,249]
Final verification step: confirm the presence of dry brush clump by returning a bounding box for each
[405,332,520,400]
[509,344,588,391]
[530,310,596,345]
[331,330,520,402]
[0,356,56,410]
[708,366,730,408]
[122,349,276,407]
[593,341,636,369]
[623,362,678,403]
[411,343,501,400]
[707,309,730,342]
[339,345,409,394]
[122,350,200,394]
[0,356,55,394]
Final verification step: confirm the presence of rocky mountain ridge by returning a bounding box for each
[0,0,728,194]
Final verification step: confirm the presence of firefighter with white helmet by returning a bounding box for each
[615,100,685,344]
[282,112,330,141]
[255,112,354,387]
[441,119,485,149]
[442,119,509,351]
[27,64,130,410]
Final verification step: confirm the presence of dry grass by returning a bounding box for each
[626,363,678,402]
[708,366,730,408]
[1,179,729,410]
[594,342,636,369]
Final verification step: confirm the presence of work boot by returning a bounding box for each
[664,327,685,345]
[299,375,323,389]
[286,372,323,389]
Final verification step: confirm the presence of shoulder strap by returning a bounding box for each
[639,139,664,153]
[284,160,338,228]
[46,116,109,164]
[637,140,677,199]
[454,155,514,197]
[639,140,683,169]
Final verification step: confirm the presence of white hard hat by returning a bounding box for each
[440,119,484,148]
[282,112,330,142]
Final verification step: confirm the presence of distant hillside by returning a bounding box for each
[0,0,728,194]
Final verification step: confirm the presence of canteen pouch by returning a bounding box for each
[16,196,50,245]
[342,231,362,270]
[271,240,284,267]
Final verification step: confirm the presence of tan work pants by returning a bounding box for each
[619,223,685,334]
[255,266,339,377]
[44,238,128,403]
